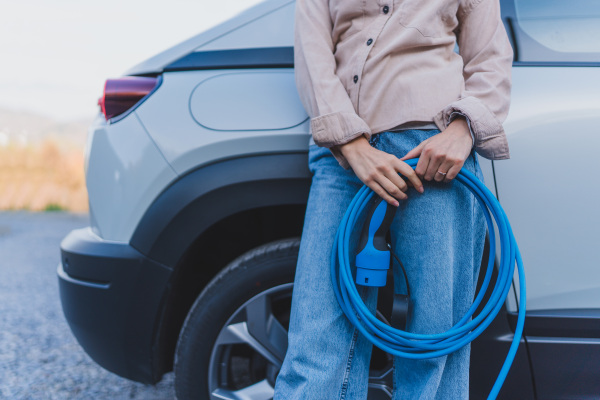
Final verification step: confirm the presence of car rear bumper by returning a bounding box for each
[57,227,171,383]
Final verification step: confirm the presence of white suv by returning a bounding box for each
[58,0,600,399]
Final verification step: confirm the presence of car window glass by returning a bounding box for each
[515,0,600,56]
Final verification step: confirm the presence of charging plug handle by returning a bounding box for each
[355,200,397,286]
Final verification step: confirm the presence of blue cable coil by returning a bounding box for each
[331,158,526,400]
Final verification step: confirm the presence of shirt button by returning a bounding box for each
[366,38,373,46]
[353,75,358,83]
[383,5,389,14]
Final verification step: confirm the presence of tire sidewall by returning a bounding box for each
[174,239,299,400]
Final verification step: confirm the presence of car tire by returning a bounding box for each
[174,238,300,400]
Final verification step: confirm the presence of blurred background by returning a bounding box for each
[0,2,264,398]
[0,0,263,212]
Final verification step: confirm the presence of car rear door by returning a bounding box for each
[497,1,600,398]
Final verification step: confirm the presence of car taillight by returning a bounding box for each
[97,76,159,121]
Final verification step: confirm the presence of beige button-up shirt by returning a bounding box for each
[295,0,514,169]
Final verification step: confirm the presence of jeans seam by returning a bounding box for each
[339,328,359,400]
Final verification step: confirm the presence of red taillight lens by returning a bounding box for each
[97,76,159,121]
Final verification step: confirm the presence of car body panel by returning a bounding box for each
[189,71,308,131]
[85,112,177,241]
[134,69,310,175]
[495,66,600,311]
[494,64,600,400]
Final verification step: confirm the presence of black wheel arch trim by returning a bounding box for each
[129,152,312,268]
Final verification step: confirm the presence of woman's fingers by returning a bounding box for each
[365,164,406,206]
[359,165,400,207]
[339,137,428,205]
[420,147,462,182]
[424,151,446,181]
[362,160,422,206]
[375,158,426,206]
[443,162,463,183]
[368,180,401,207]
[415,151,431,180]
[384,166,408,193]
[378,174,408,201]
[393,159,424,193]
[434,159,454,182]
[400,139,428,161]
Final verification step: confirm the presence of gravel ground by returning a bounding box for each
[0,211,175,400]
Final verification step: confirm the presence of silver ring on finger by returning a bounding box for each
[437,171,447,176]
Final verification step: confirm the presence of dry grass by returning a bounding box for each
[0,139,87,212]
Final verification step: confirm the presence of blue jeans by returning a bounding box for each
[274,129,487,400]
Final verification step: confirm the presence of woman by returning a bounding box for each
[274,0,513,398]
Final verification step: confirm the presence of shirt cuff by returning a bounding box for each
[449,111,475,147]
[310,111,372,147]
[329,145,352,170]
[310,111,372,169]
[434,96,510,160]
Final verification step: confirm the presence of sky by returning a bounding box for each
[0,0,264,122]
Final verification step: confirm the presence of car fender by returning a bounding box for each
[129,152,312,268]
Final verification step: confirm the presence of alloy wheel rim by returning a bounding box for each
[207,283,393,399]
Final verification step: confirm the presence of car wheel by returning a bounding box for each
[174,238,393,400]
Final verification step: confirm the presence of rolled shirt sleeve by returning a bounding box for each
[449,111,475,147]
[294,0,372,169]
[434,0,514,160]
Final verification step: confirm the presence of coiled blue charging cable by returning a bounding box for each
[331,158,526,400]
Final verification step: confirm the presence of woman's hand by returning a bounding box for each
[337,136,424,207]
[401,117,473,183]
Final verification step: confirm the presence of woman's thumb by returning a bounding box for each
[400,140,427,161]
